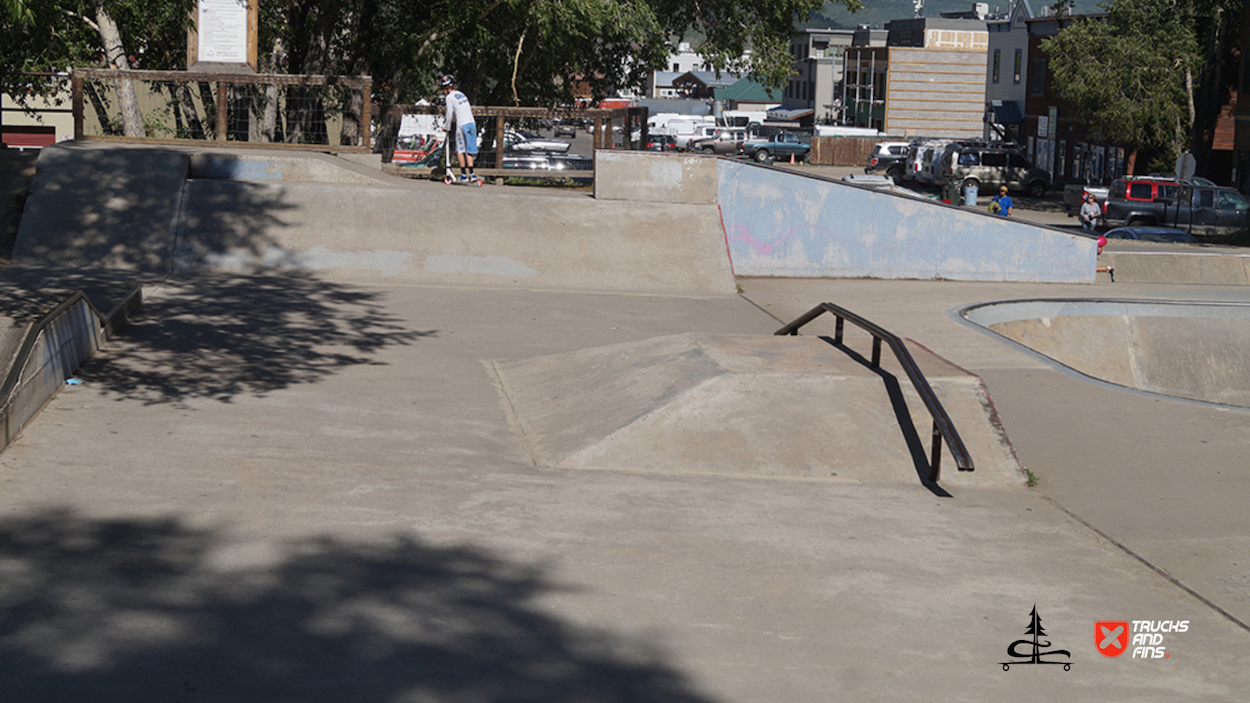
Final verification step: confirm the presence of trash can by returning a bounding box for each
[942,182,959,204]
[963,183,978,206]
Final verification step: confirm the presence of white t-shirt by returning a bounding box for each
[445,90,475,128]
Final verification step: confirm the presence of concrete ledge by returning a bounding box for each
[0,297,98,451]
[0,286,143,453]
[189,152,389,185]
[593,150,719,205]
[1099,250,1250,285]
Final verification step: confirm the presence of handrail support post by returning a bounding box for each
[930,420,943,483]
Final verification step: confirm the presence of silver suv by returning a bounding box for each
[939,144,1050,197]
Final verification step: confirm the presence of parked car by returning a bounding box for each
[553,120,579,138]
[1102,177,1249,237]
[864,141,910,178]
[743,132,809,163]
[502,129,570,153]
[1101,226,1197,243]
[644,134,678,152]
[675,124,721,151]
[692,129,746,155]
[938,143,1049,196]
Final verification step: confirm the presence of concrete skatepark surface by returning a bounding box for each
[0,144,1248,700]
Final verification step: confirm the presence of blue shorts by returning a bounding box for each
[455,123,478,156]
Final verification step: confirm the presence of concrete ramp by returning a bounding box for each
[14,144,187,272]
[175,179,735,295]
[13,144,736,296]
[489,333,1024,487]
[964,299,1250,407]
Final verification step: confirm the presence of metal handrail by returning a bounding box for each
[775,302,974,482]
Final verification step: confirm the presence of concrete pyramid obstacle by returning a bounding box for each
[489,333,1024,487]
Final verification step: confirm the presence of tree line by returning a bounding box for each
[1,0,1239,177]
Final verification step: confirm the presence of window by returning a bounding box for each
[1129,183,1153,199]
[959,152,980,166]
[672,63,679,72]
[1013,49,1022,84]
[1219,191,1248,210]
[981,152,1007,167]
[1030,59,1047,95]
[1009,154,1029,168]
[992,49,1001,83]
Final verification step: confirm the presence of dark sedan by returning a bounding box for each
[644,134,678,152]
[1102,226,1197,243]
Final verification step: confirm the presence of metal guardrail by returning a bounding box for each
[775,302,974,483]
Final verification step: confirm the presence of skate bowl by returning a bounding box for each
[962,299,1250,407]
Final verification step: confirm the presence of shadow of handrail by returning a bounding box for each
[775,302,973,483]
[0,285,142,453]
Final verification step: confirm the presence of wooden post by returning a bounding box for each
[215,81,227,143]
[604,116,614,150]
[71,71,84,140]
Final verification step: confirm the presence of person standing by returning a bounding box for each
[993,186,1014,217]
[441,74,479,183]
[1079,192,1101,232]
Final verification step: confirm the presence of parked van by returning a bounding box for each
[909,140,953,185]
[939,143,1050,197]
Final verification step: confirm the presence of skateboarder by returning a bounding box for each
[441,74,479,183]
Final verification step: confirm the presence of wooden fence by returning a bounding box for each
[810,136,897,167]
[71,68,372,153]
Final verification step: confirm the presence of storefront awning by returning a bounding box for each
[990,101,1024,125]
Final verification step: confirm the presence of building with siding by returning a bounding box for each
[983,0,1033,142]
[843,18,989,138]
[784,29,859,124]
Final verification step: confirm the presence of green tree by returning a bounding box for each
[4,0,864,140]
[1042,0,1238,173]
[1,0,195,136]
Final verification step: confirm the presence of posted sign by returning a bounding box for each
[188,0,258,71]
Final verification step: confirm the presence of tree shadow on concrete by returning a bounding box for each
[0,508,714,703]
[73,271,432,406]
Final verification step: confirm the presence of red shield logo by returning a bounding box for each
[1096,621,1129,658]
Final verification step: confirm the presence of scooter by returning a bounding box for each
[440,123,483,187]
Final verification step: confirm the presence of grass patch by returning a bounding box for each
[1024,467,1039,488]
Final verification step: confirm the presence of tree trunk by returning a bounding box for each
[93,0,144,138]
[260,39,286,142]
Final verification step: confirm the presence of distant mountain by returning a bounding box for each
[804,0,1098,29]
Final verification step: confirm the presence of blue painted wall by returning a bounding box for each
[718,160,1096,283]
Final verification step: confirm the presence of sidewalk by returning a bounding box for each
[0,272,1246,701]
